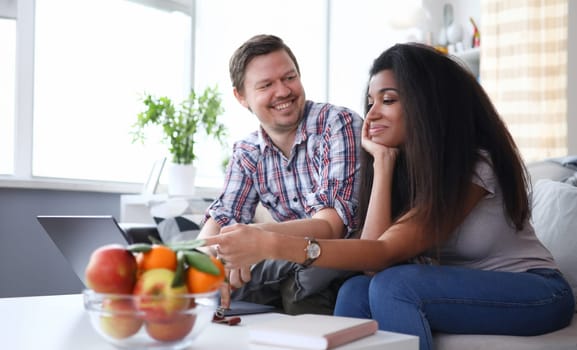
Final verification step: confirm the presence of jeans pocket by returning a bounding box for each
[526,268,561,279]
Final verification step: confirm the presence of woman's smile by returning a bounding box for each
[369,123,387,137]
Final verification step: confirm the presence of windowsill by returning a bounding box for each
[0,176,142,194]
[0,176,222,197]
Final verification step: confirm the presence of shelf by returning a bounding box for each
[120,194,214,224]
[453,47,480,77]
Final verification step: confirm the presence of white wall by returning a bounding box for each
[327,0,409,114]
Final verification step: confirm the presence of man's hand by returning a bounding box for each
[204,224,272,268]
[218,265,251,309]
[227,266,252,289]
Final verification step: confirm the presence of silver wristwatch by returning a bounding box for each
[302,237,321,267]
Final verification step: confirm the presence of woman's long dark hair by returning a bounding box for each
[356,43,530,242]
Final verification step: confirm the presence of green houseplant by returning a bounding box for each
[132,86,227,165]
[132,86,227,195]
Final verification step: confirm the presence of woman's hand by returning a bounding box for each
[203,223,272,269]
[361,117,398,166]
[359,117,399,241]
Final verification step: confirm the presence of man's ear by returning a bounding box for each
[233,88,249,109]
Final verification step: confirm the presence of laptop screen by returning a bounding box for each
[37,215,132,287]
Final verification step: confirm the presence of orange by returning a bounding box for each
[186,256,225,293]
[136,245,177,272]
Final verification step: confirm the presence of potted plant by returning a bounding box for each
[132,86,227,195]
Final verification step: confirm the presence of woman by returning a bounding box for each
[204,43,574,350]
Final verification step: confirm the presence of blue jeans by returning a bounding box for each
[334,265,574,350]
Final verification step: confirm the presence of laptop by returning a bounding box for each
[37,215,132,287]
[37,215,275,316]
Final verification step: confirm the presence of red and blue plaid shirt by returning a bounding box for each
[205,101,363,236]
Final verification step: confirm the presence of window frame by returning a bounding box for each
[0,0,189,193]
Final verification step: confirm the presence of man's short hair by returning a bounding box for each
[229,34,300,93]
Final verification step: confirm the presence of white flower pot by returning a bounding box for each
[168,163,196,196]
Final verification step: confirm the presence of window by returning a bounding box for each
[481,0,568,162]
[0,17,16,175]
[32,0,191,183]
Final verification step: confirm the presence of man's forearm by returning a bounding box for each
[251,208,345,239]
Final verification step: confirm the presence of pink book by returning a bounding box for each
[248,314,379,349]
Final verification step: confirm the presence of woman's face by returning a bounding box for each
[365,69,405,147]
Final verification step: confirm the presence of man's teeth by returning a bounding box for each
[275,102,291,110]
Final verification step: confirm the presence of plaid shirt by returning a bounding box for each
[206,100,363,236]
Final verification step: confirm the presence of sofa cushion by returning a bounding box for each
[149,198,203,243]
[531,179,577,310]
[527,157,577,182]
[153,215,200,243]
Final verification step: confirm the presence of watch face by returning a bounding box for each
[307,242,321,259]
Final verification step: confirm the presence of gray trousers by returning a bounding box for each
[230,259,358,315]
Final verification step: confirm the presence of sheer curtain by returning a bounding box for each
[481,0,568,162]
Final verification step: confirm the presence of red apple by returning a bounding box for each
[133,268,189,322]
[99,297,143,339]
[145,314,196,342]
[85,244,137,294]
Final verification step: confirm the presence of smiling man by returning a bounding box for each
[197,34,363,315]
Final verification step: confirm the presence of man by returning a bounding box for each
[198,34,363,315]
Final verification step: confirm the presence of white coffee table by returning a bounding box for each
[0,294,418,349]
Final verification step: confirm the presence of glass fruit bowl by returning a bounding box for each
[83,289,218,349]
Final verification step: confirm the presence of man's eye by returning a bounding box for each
[257,82,272,90]
[367,103,374,110]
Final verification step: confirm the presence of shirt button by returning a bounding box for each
[286,166,292,172]
[293,197,298,202]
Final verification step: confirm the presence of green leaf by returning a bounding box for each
[182,250,220,275]
[167,239,205,251]
[171,250,187,288]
